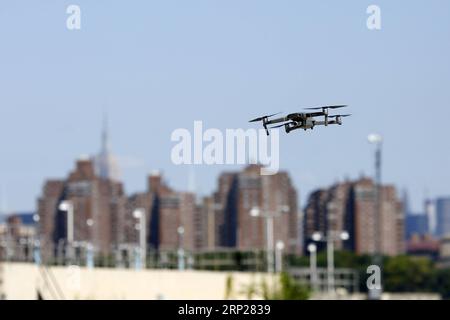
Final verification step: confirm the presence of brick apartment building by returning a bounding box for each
[37,120,126,259]
[35,121,301,257]
[205,164,301,254]
[304,177,405,256]
[125,172,197,252]
[0,213,37,261]
[37,158,127,258]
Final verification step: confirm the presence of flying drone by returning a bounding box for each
[249,105,351,135]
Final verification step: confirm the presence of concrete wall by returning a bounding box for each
[2,263,272,300]
[3,263,440,300]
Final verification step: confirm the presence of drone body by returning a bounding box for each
[249,105,351,135]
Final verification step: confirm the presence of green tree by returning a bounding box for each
[383,255,434,292]
[431,268,450,299]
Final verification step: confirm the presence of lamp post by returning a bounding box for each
[368,133,383,300]
[307,243,318,292]
[275,240,285,273]
[32,213,41,265]
[177,226,185,271]
[312,230,349,294]
[86,219,94,269]
[250,205,289,274]
[59,200,74,264]
[133,208,146,270]
[33,240,41,265]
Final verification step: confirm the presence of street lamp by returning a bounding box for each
[177,226,185,271]
[86,218,94,227]
[340,231,350,241]
[86,219,94,268]
[249,205,289,274]
[133,208,146,270]
[367,133,383,145]
[368,133,383,300]
[312,232,322,242]
[249,207,259,217]
[59,200,74,264]
[33,239,41,265]
[307,243,318,292]
[311,230,349,295]
[85,243,94,269]
[275,240,285,273]
[32,214,41,265]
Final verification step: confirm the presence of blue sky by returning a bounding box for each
[0,1,449,213]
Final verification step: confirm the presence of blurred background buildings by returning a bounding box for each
[303,177,404,256]
[1,125,449,270]
[1,125,450,300]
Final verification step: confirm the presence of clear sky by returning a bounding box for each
[1,0,449,214]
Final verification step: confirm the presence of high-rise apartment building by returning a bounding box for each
[436,197,450,238]
[37,158,127,257]
[210,165,301,254]
[304,177,405,256]
[125,172,197,252]
[37,121,126,258]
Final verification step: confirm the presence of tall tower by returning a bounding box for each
[95,113,120,181]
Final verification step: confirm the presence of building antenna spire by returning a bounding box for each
[95,111,120,181]
[102,111,111,154]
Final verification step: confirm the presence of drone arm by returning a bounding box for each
[266,116,287,125]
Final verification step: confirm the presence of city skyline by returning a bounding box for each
[1,1,450,213]
[35,158,301,259]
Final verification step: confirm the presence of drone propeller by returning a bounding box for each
[329,114,351,118]
[304,105,348,110]
[248,112,282,123]
[325,105,348,109]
